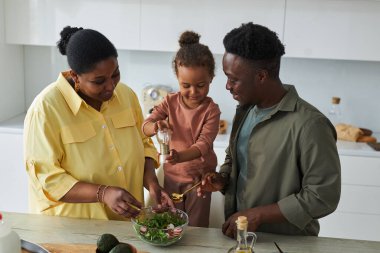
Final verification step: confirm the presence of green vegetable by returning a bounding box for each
[134,210,186,245]
[97,233,119,253]
[136,211,185,229]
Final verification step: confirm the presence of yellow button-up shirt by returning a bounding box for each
[24,72,158,220]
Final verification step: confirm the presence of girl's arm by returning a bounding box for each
[142,120,171,137]
[142,120,158,137]
[166,146,202,164]
[167,103,221,164]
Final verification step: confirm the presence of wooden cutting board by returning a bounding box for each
[22,243,147,253]
[42,243,96,253]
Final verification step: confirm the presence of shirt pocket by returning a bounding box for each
[111,109,136,129]
[61,122,96,144]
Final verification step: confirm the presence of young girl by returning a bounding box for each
[142,31,221,227]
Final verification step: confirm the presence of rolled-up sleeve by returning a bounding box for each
[192,105,221,156]
[24,108,78,206]
[278,117,341,230]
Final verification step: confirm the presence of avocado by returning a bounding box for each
[97,233,120,253]
[109,243,133,253]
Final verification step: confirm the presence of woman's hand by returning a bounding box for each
[102,186,142,218]
[197,172,227,197]
[148,183,175,209]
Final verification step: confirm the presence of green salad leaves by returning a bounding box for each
[132,209,188,246]
[136,211,185,229]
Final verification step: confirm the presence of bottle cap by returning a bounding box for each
[236,216,248,230]
[332,97,341,104]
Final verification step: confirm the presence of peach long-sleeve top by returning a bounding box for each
[144,92,221,183]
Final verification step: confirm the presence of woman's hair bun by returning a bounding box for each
[57,26,83,55]
[178,31,200,47]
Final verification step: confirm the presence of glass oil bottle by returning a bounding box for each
[227,216,257,253]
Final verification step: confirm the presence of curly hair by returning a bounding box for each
[173,31,215,78]
[223,22,285,77]
[57,26,118,74]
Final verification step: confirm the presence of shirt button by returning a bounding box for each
[102,125,107,129]
[117,166,123,171]
[109,145,114,150]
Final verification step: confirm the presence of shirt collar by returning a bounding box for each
[56,71,120,115]
[276,84,299,112]
[56,71,84,115]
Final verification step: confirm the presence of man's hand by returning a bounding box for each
[222,204,286,238]
[197,172,227,197]
[222,208,262,238]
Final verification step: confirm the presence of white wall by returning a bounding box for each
[23,46,380,133]
[0,0,24,122]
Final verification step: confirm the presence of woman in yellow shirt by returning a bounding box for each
[24,26,171,220]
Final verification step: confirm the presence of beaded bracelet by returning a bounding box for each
[96,185,104,203]
[101,185,110,203]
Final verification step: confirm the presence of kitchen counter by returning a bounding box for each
[1,113,379,157]
[3,212,380,253]
[215,133,380,158]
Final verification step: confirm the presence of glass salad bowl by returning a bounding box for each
[131,206,188,246]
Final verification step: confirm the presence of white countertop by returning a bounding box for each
[5,212,380,253]
[1,113,379,158]
[215,133,380,158]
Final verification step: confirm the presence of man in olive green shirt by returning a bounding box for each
[199,23,341,237]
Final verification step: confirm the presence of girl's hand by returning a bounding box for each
[197,172,227,197]
[102,186,142,218]
[155,120,171,132]
[166,149,180,164]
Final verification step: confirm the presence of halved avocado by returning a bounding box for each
[109,243,133,253]
[97,233,119,253]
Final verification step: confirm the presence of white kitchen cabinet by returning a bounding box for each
[4,0,140,50]
[140,0,285,54]
[5,0,380,62]
[319,155,380,241]
[284,0,380,61]
[0,132,28,213]
[0,0,24,123]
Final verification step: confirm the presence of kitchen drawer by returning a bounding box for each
[340,155,380,186]
[0,132,28,213]
[319,211,380,241]
[209,191,225,229]
[337,185,380,215]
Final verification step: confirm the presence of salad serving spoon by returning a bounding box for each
[171,181,201,203]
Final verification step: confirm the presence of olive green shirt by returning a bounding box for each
[220,85,341,235]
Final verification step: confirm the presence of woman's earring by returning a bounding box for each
[74,82,80,92]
